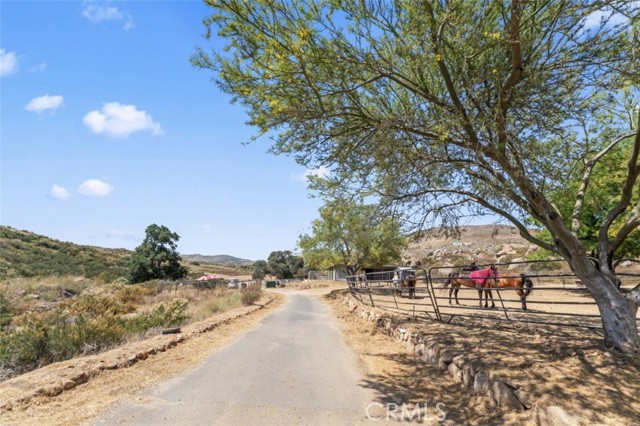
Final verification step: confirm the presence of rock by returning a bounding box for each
[448,362,463,382]
[62,380,76,390]
[415,343,425,357]
[424,342,440,365]
[452,354,467,367]
[462,363,475,387]
[44,384,63,397]
[474,371,490,394]
[491,380,525,411]
[513,389,534,409]
[437,351,455,370]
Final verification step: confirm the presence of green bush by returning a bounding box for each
[0,292,11,327]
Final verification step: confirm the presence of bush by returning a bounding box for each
[0,293,11,327]
[241,289,262,306]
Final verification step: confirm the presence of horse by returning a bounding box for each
[394,273,416,299]
[443,265,498,308]
[496,274,534,310]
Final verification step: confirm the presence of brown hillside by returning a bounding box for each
[403,225,540,268]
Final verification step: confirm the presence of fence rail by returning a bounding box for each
[347,259,640,334]
[157,279,263,293]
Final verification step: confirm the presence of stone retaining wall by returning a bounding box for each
[335,291,581,426]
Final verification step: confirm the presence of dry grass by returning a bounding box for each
[326,287,640,426]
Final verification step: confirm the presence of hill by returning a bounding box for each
[0,226,254,282]
[0,226,131,281]
[403,225,540,268]
[182,254,254,267]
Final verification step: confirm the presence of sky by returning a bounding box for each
[0,0,326,261]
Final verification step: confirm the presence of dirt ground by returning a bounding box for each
[326,283,640,426]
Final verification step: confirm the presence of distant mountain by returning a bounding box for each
[182,254,254,267]
[0,226,130,281]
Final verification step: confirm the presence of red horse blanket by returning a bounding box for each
[470,267,496,288]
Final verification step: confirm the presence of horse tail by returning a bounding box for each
[521,274,533,298]
[443,272,454,289]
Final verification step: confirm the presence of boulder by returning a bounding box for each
[491,380,525,411]
[473,371,490,394]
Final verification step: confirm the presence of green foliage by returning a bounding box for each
[266,251,303,279]
[298,201,406,274]
[128,224,188,283]
[0,226,129,281]
[0,293,11,327]
[251,260,268,279]
[546,137,640,258]
[240,288,262,306]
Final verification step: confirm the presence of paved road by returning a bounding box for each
[93,293,377,425]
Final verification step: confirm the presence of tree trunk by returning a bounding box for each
[580,273,640,353]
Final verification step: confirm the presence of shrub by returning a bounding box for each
[241,289,262,306]
[0,293,10,327]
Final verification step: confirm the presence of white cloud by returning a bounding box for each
[583,3,638,30]
[82,2,122,23]
[50,185,70,200]
[78,179,114,196]
[123,15,134,31]
[82,1,134,31]
[83,102,163,138]
[29,61,47,73]
[292,166,331,183]
[25,95,64,113]
[0,49,18,76]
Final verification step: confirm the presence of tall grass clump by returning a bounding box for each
[241,288,262,306]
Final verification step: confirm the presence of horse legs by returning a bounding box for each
[487,290,495,309]
[516,289,527,310]
[478,289,483,307]
[454,288,460,305]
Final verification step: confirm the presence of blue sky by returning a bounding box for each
[1,0,326,261]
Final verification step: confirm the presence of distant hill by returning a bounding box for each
[182,254,254,267]
[0,226,130,281]
[0,226,254,281]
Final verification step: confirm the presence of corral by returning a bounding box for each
[347,259,640,336]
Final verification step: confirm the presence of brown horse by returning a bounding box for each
[443,266,498,308]
[395,274,417,299]
[496,274,534,310]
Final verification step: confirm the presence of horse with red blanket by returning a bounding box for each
[444,265,498,308]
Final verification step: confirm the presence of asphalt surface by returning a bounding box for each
[92,293,377,425]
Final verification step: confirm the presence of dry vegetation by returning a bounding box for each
[0,276,261,381]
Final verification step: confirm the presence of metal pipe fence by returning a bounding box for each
[157,279,263,293]
[347,259,640,334]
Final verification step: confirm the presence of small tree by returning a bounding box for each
[251,260,269,279]
[267,250,304,279]
[299,200,407,275]
[128,224,188,283]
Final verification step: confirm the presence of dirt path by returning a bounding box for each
[92,291,377,426]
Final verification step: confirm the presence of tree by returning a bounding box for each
[128,224,188,283]
[252,260,269,279]
[193,1,640,352]
[298,200,406,275]
[267,250,304,279]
